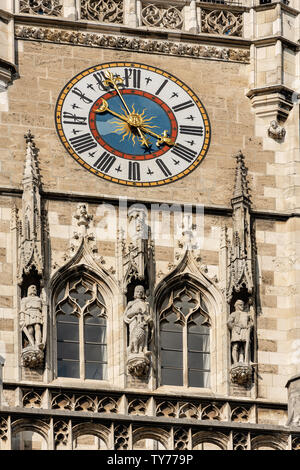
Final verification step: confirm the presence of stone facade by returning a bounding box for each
[0,0,299,450]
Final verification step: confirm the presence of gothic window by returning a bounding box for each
[159,287,210,388]
[55,276,107,380]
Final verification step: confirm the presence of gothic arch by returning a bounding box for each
[11,418,50,449]
[50,250,119,383]
[154,250,226,392]
[72,422,110,448]
[192,430,228,450]
[251,434,288,450]
[132,426,170,449]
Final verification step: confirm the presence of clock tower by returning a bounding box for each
[0,0,300,451]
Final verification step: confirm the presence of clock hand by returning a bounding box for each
[95,98,151,147]
[139,127,175,147]
[103,72,151,148]
[95,98,173,147]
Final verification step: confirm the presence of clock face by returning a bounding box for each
[55,62,211,187]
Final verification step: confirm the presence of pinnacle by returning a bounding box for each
[232,150,250,201]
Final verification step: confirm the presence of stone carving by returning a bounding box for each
[19,285,47,369]
[124,285,153,378]
[228,299,253,386]
[268,120,286,141]
[201,404,221,420]
[156,401,176,418]
[119,206,154,292]
[221,152,256,389]
[23,391,42,408]
[228,300,253,366]
[0,417,8,441]
[51,394,73,411]
[19,0,62,16]
[233,432,248,450]
[201,9,243,37]
[75,395,96,412]
[292,436,300,450]
[141,4,183,30]
[15,26,250,64]
[226,152,254,301]
[231,406,250,422]
[174,427,189,450]
[114,425,129,450]
[54,420,69,447]
[128,399,147,415]
[98,397,118,413]
[179,403,198,420]
[17,131,43,283]
[80,0,123,23]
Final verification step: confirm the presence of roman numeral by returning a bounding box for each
[71,87,93,104]
[63,112,87,125]
[179,125,204,136]
[155,79,168,96]
[69,133,97,154]
[171,143,197,163]
[94,151,116,172]
[123,69,141,88]
[128,161,140,181]
[172,100,195,112]
[156,159,172,177]
[93,72,109,91]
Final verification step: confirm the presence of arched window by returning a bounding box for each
[159,286,210,388]
[55,276,107,380]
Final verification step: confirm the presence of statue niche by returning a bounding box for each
[20,284,47,368]
[124,285,153,378]
[227,299,254,386]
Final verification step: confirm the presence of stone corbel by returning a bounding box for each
[246,85,294,122]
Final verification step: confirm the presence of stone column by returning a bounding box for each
[286,374,300,426]
[0,355,4,406]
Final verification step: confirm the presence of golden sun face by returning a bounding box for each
[111,104,158,145]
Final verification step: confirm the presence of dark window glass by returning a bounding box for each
[85,344,107,362]
[57,321,79,342]
[188,370,210,388]
[57,359,80,378]
[85,362,106,380]
[161,367,183,386]
[161,349,183,368]
[187,333,209,352]
[160,313,182,331]
[57,341,79,360]
[188,352,210,370]
[160,330,182,350]
[84,324,106,343]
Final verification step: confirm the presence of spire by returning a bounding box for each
[232,150,250,202]
[23,130,40,186]
[17,130,43,282]
[226,151,254,301]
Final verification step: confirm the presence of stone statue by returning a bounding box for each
[124,285,153,378]
[227,299,253,365]
[268,120,286,140]
[124,285,151,354]
[19,285,46,368]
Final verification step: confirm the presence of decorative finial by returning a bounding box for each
[24,130,35,145]
[233,151,250,201]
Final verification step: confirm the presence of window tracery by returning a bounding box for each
[55,276,107,381]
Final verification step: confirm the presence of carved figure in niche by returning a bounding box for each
[124,285,152,354]
[227,299,253,365]
[268,120,286,140]
[20,285,44,348]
